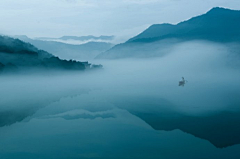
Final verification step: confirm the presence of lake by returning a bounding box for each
[0,53,240,159]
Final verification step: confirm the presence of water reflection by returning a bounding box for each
[0,57,240,158]
[111,96,240,148]
[41,110,115,120]
[0,91,240,159]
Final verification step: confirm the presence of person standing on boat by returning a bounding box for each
[179,77,186,86]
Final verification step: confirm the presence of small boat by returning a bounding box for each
[179,77,186,86]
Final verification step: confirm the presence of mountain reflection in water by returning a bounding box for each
[0,58,240,159]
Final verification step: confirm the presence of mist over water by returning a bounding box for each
[1,41,240,158]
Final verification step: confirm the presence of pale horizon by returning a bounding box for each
[0,0,240,43]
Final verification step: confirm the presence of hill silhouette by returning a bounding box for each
[97,7,240,59]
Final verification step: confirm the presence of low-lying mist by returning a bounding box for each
[1,40,240,154]
[94,41,240,113]
[1,40,239,115]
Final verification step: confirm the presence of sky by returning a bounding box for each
[0,0,240,43]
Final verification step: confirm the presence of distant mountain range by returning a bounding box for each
[36,35,115,41]
[96,7,240,59]
[0,35,100,73]
[14,35,114,60]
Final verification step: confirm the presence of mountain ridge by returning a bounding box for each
[96,7,240,59]
[128,7,240,43]
[35,35,115,42]
[0,35,100,73]
[14,35,114,60]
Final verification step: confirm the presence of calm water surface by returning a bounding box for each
[0,58,240,159]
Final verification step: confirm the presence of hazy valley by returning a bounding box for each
[0,5,240,159]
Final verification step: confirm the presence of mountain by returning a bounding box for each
[59,35,114,41]
[96,7,240,59]
[36,35,114,41]
[15,36,114,60]
[129,7,240,43]
[0,35,98,73]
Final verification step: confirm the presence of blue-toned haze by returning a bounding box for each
[0,0,240,43]
[1,1,240,159]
